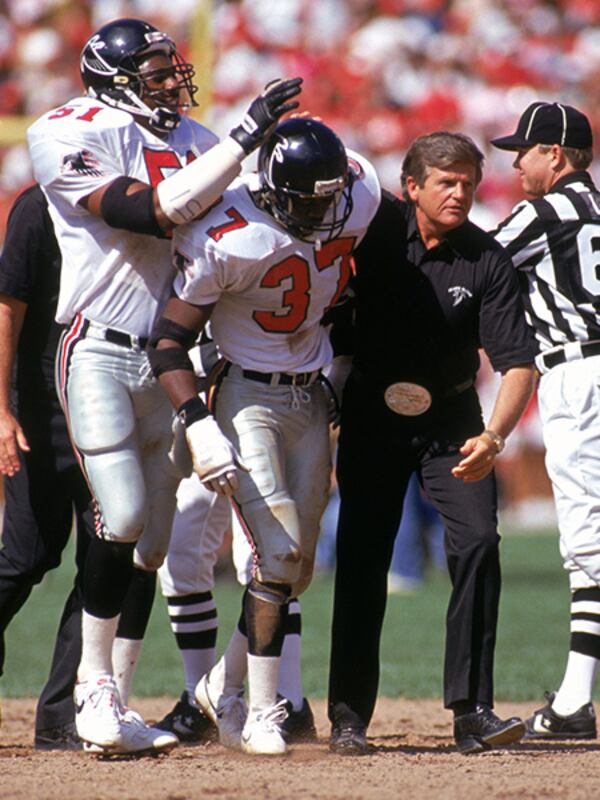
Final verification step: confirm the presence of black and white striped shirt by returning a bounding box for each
[494,171,600,353]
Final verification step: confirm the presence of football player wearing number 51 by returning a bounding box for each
[27,16,302,755]
[147,117,380,755]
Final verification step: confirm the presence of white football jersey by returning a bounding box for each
[27,95,218,336]
[172,152,381,373]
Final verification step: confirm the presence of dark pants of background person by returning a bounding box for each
[0,370,92,734]
[328,374,501,725]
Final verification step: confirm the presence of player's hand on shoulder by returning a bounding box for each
[451,433,499,483]
[185,414,250,495]
[229,77,303,155]
[0,410,30,476]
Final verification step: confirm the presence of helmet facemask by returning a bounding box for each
[261,173,354,243]
[81,25,198,134]
[257,119,356,244]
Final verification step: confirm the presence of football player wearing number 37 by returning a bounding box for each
[147,117,381,755]
[492,103,600,741]
[27,16,301,756]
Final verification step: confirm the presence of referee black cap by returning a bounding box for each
[491,102,592,151]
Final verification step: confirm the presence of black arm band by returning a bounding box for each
[147,345,195,378]
[148,315,199,350]
[177,396,210,427]
[100,176,165,237]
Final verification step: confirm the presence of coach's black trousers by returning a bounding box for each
[0,383,91,733]
[328,378,501,726]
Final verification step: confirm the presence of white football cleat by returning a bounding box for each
[75,673,123,748]
[84,708,178,755]
[241,699,288,756]
[196,672,247,750]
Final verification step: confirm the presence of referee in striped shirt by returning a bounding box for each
[493,102,600,741]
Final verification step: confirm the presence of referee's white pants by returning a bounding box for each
[158,476,231,596]
[538,356,600,590]
[158,474,260,596]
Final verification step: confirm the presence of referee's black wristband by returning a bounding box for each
[177,396,210,427]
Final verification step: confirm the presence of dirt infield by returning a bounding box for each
[1,696,597,799]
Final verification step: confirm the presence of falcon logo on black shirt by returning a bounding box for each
[61,150,103,177]
[448,286,473,306]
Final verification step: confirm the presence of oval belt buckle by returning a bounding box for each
[384,382,432,416]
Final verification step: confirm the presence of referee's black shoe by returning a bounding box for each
[329,702,370,755]
[524,692,596,740]
[34,722,82,751]
[453,703,525,754]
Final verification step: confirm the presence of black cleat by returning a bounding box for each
[454,703,525,754]
[281,697,317,743]
[329,702,370,755]
[155,691,217,743]
[35,722,82,751]
[524,692,596,740]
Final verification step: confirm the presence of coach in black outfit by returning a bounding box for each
[0,185,92,749]
[327,132,537,754]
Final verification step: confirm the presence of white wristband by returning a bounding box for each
[156,137,245,226]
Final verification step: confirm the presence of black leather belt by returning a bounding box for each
[84,321,148,350]
[105,329,148,349]
[540,340,600,371]
[224,362,319,386]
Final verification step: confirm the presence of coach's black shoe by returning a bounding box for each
[35,722,82,751]
[329,702,370,755]
[453,703,525,754]
[281,697,317,743]
[155,691,217,743]
[524,692,596,740]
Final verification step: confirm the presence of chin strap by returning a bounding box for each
[93,86,181,133]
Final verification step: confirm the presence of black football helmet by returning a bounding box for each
[257,118,354,242]
[80,18,198,134]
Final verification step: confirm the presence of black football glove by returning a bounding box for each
[229,77,303,155]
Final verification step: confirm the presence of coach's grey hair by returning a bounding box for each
[401,132,485,200]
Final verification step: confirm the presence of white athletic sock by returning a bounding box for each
[201,625,248,700]
[222,625,249,693]
[278,633,302,710]
[112,637,143,707]
[181,647,216,700]
[78,611,120,681]
[247,654,280,712]
[553,651,598,715]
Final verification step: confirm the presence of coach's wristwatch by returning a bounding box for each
[483,429,505,454]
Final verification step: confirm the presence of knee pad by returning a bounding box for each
[244,579,291,657]
[68,372,136,453]
[241,496,303,586]
[247,578,291,606]
[83,539,135,619]
[117,569,157,640]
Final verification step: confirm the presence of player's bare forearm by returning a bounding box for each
[451,363,535,483]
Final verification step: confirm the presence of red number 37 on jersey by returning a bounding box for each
[175,207,355,334]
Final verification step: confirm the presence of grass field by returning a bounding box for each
[0,527,576,702]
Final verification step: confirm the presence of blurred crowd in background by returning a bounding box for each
[0,0,568,553]
[1,0,600,230]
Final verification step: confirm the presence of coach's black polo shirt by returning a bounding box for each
[335,190,536,429]
[0,184,62,393]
